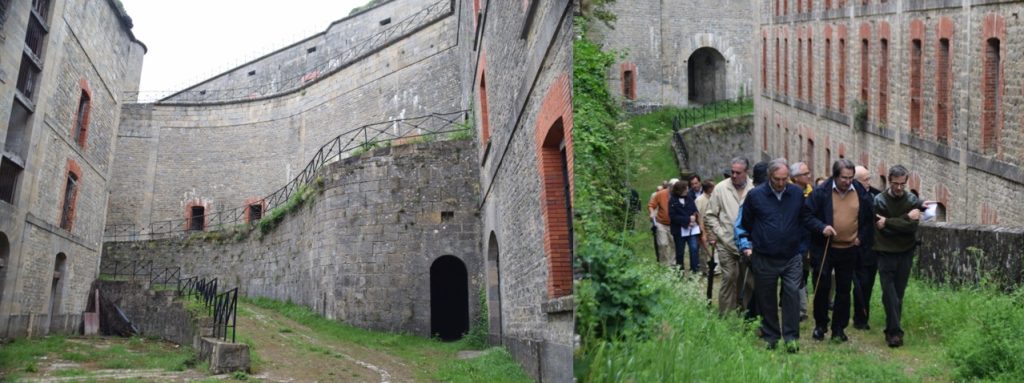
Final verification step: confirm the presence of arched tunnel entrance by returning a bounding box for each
[687,47,728,105]
[430,255,469,341]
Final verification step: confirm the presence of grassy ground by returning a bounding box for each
[0,297,532,382]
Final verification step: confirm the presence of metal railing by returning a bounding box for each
[100,260,181,286]
[178,277,237,343]
[671,96,754,132]
[103,110,469,241]
[125,0,451,104]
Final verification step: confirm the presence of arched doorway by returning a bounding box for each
[49,253,67,327]
[687,47,728,105]
[0,232,9,307]
[430,255,468,341]
[486,232,502,344]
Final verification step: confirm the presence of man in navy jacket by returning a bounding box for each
[737,159,806,352]
[802,159,875,343]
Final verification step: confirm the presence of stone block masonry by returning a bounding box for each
[673,115,755,181]
[103,140,482,338]
[756,1,1024,225]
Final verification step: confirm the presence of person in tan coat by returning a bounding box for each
[705,157,753,316]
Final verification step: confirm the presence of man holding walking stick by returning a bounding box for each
[802,159,875,343]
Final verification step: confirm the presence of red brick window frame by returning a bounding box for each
[838,25,847,113]
[476,51,491,149]
[243,197,267,224]
[621,62,637,100]
[909,19,924,135]
[878,22,890,125]
[775,36,781,93]
[535,73,573,299]
[807,34,813,103]
[58,159,82,232]
[797,32,804,100]
[824,25,833,110]
[859,23,871,118]
[935,17,954,143]
[784,35,789,96]
[71,78,92,150]
[185,199,211,231]
[472,0,482,28]
[981,13,1004,156]
[762,33,768,90]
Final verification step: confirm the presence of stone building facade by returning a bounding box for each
[589,0,757,107]
[103,140,483,340]
[93,0,573,380]
[0,0,145,338]
[468,1,575,381]
[756,0,1024,225]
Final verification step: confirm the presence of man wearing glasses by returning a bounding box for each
[872,165,928,348]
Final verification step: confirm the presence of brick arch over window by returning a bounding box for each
[243,197,267,224]
[59,159,82,232]
[184,199,212,231]
[535,73,573,298]
[72,78,93,149]
[935,17,955,143]
[621,62,637,100]
[475,51,491,150]
[980,13,1005,157]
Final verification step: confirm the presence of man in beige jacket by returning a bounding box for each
[705,157,753,316]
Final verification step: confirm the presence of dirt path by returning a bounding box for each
[238,304,425,382]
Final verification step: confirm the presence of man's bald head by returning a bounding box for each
[855,165,871,189]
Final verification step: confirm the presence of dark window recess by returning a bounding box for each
[16,54,41,100]
[306,46,317,54]
[379,17,391,26]
[25,15,46,58]
[441,211,454,222]
[248,204,263,223]
[623,70,634,100]
[199,90,207,95]
[247,70,256,76]
[0,158,22,204]
[32,0,50,22]
[59,173,77,231]
[0,0,9,32]
[73,90,90,146]
[190,206,205,231]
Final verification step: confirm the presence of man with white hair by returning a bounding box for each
[706,157,753,315]
[852,165,881,329]
[790,162,812,321]
[737,159,806,352]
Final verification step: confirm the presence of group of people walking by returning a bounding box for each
[647,157,933,352]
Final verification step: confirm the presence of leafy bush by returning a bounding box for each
[463,286,490,349]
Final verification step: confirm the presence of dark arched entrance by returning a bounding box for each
[687,47,728,105]
[430,255,468,341]
[486,232,502,344]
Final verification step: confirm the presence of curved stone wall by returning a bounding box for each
[107,7,466,230]
[102,140,482,337]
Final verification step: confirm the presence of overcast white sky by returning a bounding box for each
[121,0,369,96]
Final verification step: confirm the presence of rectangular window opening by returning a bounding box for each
[307,46,317,54]
[910,39,922,134]
[247,70,256,76]
[248,204,263,223]
[0,157,22,204]
[441,211,454,222]
[379,17,391,26]
[623,70,635,100]
[73,90,90,147]
[190,206,205,231]
[936,38,951,142]
[59,173,77,231]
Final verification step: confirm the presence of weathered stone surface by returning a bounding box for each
[104,140,482,338]
[916,223,1024,290]
[673,115,754,180]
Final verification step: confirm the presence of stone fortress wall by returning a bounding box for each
[0,0,145,338]
[103,140,482,338]
[755,0,1024,225]
[589,0,758,106]
[106,0,467,233]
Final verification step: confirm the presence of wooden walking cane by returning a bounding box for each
[706,241,717,306]
[812,236,833,306]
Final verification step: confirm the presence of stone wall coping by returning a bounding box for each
[542,295,574,314]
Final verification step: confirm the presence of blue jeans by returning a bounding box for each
[672,230,701,272]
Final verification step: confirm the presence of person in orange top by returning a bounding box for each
[648,179,678,266]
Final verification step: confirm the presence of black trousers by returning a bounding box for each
[811,246,859,334]
[853,249,878,326]
[878,249,914,336]
[752,253,803,342]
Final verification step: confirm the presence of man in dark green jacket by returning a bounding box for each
[872,165,928,348]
